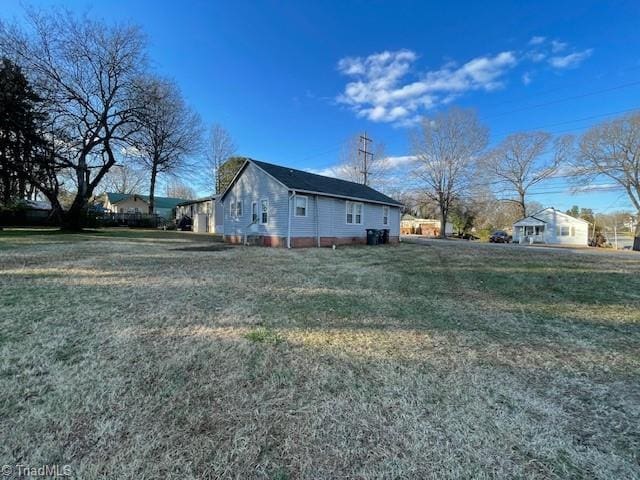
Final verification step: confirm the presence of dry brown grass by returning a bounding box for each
[0,229,639,479]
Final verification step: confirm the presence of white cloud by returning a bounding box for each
[528,36,546,45]
[337,49,517,123]
[309,155,417,179]
[551,40,568,53]
[336,38,592,124]
[380,155,418,168]
[549,49,593,69]
[529,52,546,63]
[575,183,620,193]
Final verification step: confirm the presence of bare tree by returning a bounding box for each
[100,162,148,195]
[206,123,236,194]
[412,108,488,238]
[335,134,387,188]
[0,9,147,230]
[482,132,570,217]
[164,178,196,199]
[574,111,640,250]
[131,76,203,214]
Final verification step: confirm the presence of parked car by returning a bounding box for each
[489,230,512,243]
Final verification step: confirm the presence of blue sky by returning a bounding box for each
[3,0,640,211]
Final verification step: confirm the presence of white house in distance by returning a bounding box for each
[513,207,590,246]
[102,193,187,219]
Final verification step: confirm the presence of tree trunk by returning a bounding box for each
[1,171,10,206]
[148,164,157,215]
[61,195,88,231]
[519,191,527,218]
[634,213,640,252]
[439,204,448,239]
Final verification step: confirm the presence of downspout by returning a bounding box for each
[287,190,295,248]
[315,194,320,247]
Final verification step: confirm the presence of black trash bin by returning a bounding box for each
[366,229,378,245]
[377,229,385,245]
[382,229,390,244]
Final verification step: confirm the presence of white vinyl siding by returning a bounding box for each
[223,163,290,237]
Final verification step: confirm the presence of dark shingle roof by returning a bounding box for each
[176,195,217,207]
[250,159,403,206]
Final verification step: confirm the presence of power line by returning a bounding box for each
[482,79,640,120]
[476,63,640,113]
[492,106,640,139]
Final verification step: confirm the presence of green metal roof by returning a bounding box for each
[105,193,188,209]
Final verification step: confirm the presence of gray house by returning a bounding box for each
[220,159,402,247]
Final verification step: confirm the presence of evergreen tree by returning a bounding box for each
[0,57,50,205]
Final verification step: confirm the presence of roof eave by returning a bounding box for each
[290,188,403,207]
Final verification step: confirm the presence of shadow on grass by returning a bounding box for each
[0,228,224,243]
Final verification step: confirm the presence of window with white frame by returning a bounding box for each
[383,206,389,225]
[260,199,268,224]
[346,201,363,225]
[251,202,258,223]
[570,226,575,237]
[231,200,242,218]
[557,225,570,236]
[295,195,307,217]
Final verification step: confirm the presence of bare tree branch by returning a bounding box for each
[206,123,236,194]
[0,8,147,229]
[412,107,488,238]
[572,111,640,248]
[130,75,203,212]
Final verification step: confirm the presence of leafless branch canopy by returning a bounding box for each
[0,8,147,227]
[129,75,203,211]
[481,131,571,216]
[412,107,488,236]
[574,111,640,213]
[206,123,236,194]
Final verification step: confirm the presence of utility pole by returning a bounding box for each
[358,132,373,186]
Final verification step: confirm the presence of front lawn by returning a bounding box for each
[1,229,638,479]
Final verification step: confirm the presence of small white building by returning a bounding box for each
[513,207,590,246]
[175,196,224,233]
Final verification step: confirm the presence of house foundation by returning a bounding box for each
[224,235,399,248]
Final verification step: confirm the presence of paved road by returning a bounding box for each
[401,235,639,258]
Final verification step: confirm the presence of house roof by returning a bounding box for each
[513,207,591,227]
[176,196,218,207]
[105,192,188,209]
[222,159,403,206]
[513,216,547,227]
